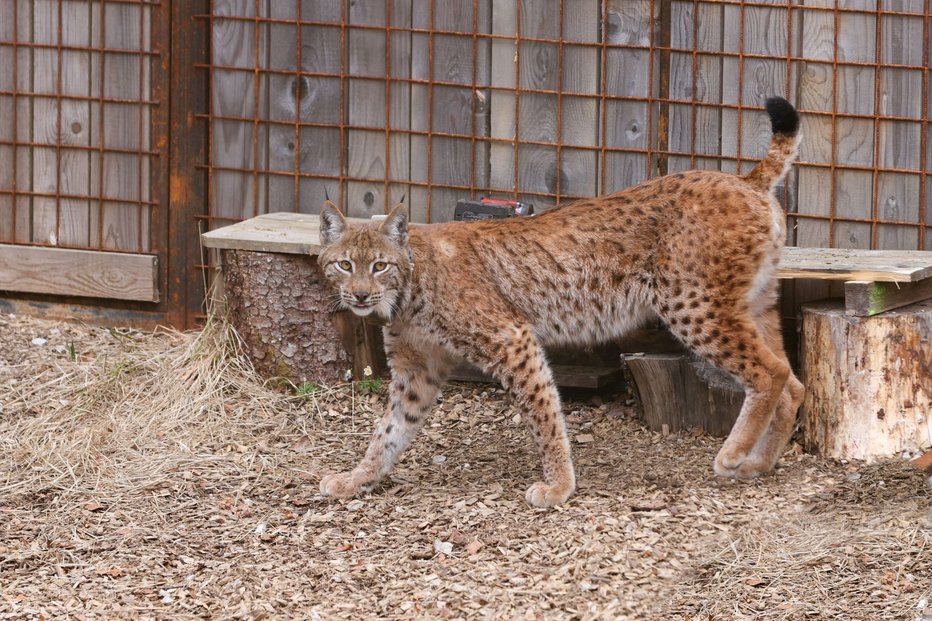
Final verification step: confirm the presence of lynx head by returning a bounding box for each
[317,201,412,319]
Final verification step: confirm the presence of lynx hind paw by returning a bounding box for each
[713,448,769,480]
[525,480,574,508]
[320,471,369,498]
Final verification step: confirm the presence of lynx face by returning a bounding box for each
[317,202,411,319]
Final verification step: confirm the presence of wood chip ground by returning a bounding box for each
[1,313,930,620]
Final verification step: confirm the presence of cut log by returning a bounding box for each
[221,249,384,385]
[622,353,743,437]
[801,299,932,461]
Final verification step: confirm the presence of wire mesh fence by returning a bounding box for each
[202,0,930,251]
[0,0,161,253]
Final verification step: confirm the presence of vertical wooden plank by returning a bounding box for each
[742,4,788,175]
[796,3,834,249]
[602,0,653,193]
[876,11,923,250]
[167,0,210,328]
[556,0,599,201]
[99,0,142,250]
[426,1,491,222]
[489,0,517,203]
[409,0,430,223]
[31,0,59,245]
[833,7,876,250]
[666,0,694,174]
[719,2,739,172]
[12,0,32,243]
[211,0,262,224]
[345,2,386,219]
[267,1,341,215]
[0,0,16,241]
[667,0,726,173]
[139,2,152,251]
[721,2,788,176]
[514,0,559,210]
[782,3,830,348]
[58,0,93,247]
[386,1,413,217]
[692,1,725,172]
[30,1,98,249]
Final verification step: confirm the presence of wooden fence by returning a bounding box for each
[207,0,930,254]
[0,1,929,327]
[0,0,155,252]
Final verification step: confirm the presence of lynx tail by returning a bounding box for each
[743,96,801,193]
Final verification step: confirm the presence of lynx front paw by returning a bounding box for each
[524,480,574,508]
[713,447,767,479]
[320,471,368,498]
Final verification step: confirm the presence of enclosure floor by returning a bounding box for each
[1,314,930,621]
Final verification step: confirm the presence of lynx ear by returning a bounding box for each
[320,200,347,248]
[380,202,409,245]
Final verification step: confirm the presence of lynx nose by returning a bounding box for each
[352,291,370,303]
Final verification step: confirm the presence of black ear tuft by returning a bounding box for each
[765,96,800,137]
[380,203,408,245]
[320,200,347,248]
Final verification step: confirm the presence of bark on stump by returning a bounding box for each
[801,299,932,461]
[221,249,383,385]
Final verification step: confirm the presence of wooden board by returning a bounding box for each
[0,244,159,301]
[778,247,932,283]
[203,215,932,285]
[844,279,932,317]
[201,211,326,253]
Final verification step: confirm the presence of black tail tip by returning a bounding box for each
[765,96,799,137]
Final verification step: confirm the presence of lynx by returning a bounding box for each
[316,97,805,508]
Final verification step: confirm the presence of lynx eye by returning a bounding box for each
[337,260,353,272]
[372,261,388,273]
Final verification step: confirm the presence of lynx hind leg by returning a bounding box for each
[469,324,575,508]
[319,340,450,499]
[738,308,804,475]
[663,301,790,479]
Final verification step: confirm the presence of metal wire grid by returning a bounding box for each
[198,1,928,250]
[0,0,160,252]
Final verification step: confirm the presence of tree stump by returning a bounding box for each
[622,353,744,437]
[221,249,384,385]
[801,299,932,461]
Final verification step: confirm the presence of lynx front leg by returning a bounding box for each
[473,324,575,508]
[320,341,449,499]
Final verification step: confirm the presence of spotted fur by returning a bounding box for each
[317,97,805,508]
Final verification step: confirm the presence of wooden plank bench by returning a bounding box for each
[203,213,932,458]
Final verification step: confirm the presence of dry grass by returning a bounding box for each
[1,309,294,502]
[1,309,930,620]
